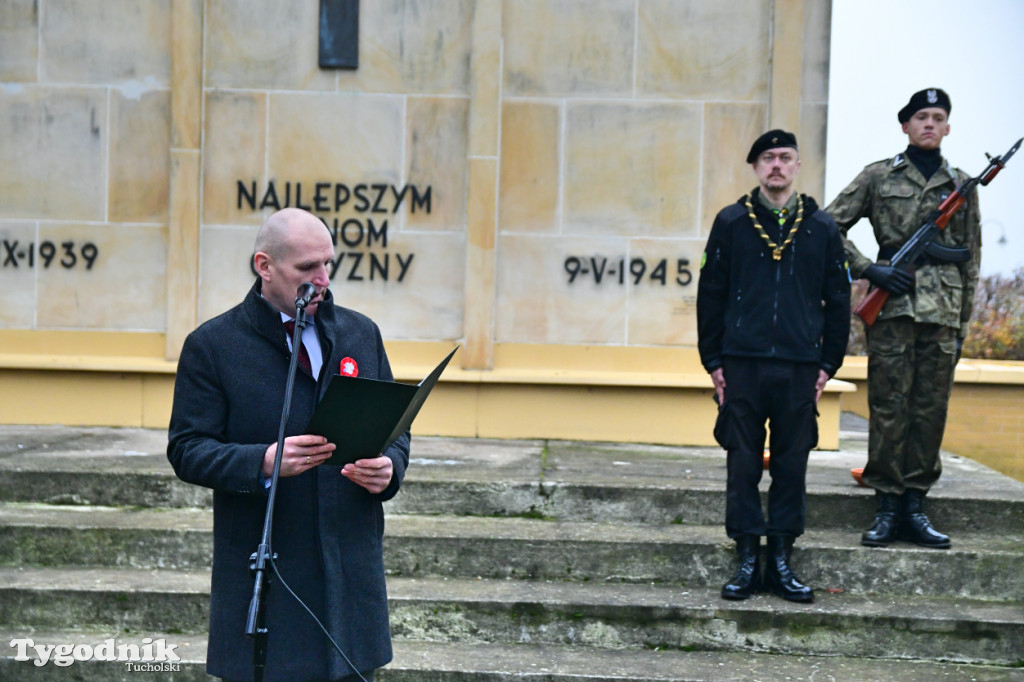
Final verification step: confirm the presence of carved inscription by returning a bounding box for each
[1,240,99,270]
[564,256,693,287]
[238,179,430,284]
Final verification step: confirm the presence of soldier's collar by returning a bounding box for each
[892,152,952,172]
[754,188,797,214]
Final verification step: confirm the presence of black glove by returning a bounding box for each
[955,337,964,365]
[863,264,914,295]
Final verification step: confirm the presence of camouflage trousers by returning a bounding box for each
[864,317,957,494]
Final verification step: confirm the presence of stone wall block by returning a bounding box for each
[202,91,267,225]
[637,0,770,101]
[496,234,628,344]
[798,101,828,204]
[197,224,260,324]
[0,87,107,221]
[40,0,170,84]
[769,0,804,130]
[802,0,832,103]
[564,102,702,237]
[463,157,498,368]
[36,224,167,330]
[268,93,404,210]
[625,237,705,346]
[406,97,470,232]
[109,89,171,224]
[499,101,559,234]
[166,149,201,357]
[0,222,38,327]
[700,102,768,234]
[468,0,502,157]
[502,0,634,97]
[0,0,39,82]
[205,0,333,91]
[343,0,475,95]
[171,0,203,151]
[331,231,466,341]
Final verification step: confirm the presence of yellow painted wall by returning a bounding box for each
[0,332,852,450]
[837,357,1024,482]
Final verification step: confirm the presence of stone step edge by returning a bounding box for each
[3,567,1022,627]
[3,504,1021,555]
[4,468,1023,504]
[3,477,1021,537]
[1,634,1021,682]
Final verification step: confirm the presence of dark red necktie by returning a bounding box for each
[283,320,312,374]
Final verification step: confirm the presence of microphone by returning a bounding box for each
[295,282,317,309]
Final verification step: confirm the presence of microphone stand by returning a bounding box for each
[246,297,310,682]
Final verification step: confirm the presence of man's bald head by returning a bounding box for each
[252,208,335,315]
[254,208,323,260]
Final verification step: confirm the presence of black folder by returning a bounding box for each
[307,346,458,466]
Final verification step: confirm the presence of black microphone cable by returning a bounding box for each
[268,550,369,682]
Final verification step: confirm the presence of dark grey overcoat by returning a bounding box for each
[167,279,409,681]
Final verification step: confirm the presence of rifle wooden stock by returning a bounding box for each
[854,286,888,326]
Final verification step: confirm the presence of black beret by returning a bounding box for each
[898,88,951,124]
[747,129,798,163]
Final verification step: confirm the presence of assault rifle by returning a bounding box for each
[855,136,1022,326]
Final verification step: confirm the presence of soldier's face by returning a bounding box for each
[752,148,800,193]
[902,108,950,151]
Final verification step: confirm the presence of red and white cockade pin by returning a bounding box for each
[339,357,359,377]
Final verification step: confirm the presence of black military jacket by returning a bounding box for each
[697,190,851,376]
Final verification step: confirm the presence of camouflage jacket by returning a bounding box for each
[826,152,981,338]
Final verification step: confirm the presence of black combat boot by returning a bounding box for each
[861,490,901,547]
[900,489,951,548]
[763,535,813,603]
[721,535,761,600]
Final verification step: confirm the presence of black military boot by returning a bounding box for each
[763,535,813,603]
[861,490,901,547]
[900,489,951,548]
[721,535,761,600]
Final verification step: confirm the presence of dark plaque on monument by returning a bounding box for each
[319,0,358,69]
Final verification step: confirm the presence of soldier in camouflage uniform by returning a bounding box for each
[826,88,981,549]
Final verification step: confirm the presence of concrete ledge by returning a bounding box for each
[0,353,178,374]
[392,341,855,392]
[0,338,858,392]
[0,337,852,448]
[837,355,1024,385]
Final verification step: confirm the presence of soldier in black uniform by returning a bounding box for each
[697,130,850,603]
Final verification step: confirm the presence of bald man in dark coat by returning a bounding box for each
[168,208,409,681]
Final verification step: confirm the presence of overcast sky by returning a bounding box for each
[825,0,1024,276]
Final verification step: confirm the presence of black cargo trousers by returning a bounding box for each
[714,356,820,539]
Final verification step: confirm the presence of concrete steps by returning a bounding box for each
[3,505,1022,601]
[2,429,1022,534]
[2,425,1024,680]
[4,567,1021,664]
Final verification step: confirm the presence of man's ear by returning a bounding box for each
[901,122,910,135]
[253,251,273,281]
